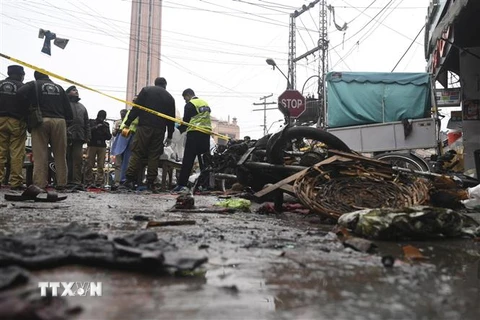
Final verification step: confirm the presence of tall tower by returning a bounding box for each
[126,0,163,104]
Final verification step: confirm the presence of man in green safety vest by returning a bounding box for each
[172,88,211,193]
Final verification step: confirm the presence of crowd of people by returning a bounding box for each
[0,64,213,193]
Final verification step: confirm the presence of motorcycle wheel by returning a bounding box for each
[374,152,430,172]
[266,126,352,165]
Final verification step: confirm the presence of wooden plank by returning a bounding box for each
[254,155,340,198]
[328,149,392,167]
[280,184,294,193]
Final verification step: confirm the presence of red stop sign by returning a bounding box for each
[278,90,306,118]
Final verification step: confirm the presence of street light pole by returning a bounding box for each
[266,58,292,89]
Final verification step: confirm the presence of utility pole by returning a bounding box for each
[253,94,277,136]
[318,0,328,128]
[288,0,329,127]
[288,0,321,90]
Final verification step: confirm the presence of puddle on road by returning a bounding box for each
[30,260,276,320]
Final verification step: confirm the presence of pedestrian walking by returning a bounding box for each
[122,77,175,193]
[84,110,112,188]
[17,71,73,190]
[65,86,90,189]
[0,65,28,189]
[172,88,211,193]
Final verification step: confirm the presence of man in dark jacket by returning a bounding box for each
[122,77,175,192]
[17,71,73,190]
[84,110,111,187]
[66,86,90,188]
[0,65,28,189]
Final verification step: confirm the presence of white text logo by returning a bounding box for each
[38,282,102,297]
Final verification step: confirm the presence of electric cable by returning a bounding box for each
[391,24,425,72]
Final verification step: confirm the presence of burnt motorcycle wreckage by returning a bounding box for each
[198,100,352,198]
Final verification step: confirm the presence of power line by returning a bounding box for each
[391,24,426,72]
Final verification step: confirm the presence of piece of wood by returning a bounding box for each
[167,208,236,214]
[254,155,340,198]
[280,184,294,193]
[328,149,393,167]
[146,220,196,228]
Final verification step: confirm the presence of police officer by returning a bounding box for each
[172,88,211,192]
[17,71,73,190]
[65,86,90,188]
[0,65,28,189]
[122,77,176,193]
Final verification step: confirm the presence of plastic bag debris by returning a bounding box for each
[337,206,480,240]
[215,198,251,212]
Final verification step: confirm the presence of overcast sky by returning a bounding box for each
[0,0,430,138]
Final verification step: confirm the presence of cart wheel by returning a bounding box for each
[374,152,430,172]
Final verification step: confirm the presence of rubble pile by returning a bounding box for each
[0,222,207,273]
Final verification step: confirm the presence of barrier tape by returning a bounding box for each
[0,52,230,141]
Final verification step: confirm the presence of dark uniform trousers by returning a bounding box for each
[126,126,165,184]
[178,130,210,187]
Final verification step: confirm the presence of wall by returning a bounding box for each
[459,46,480,175]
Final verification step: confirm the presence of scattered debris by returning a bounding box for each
[0,266,30,291]
[132,214,151,221]
[215,198,251,212]
[0,288,81,320]
[256,202,309,215]
[168,208,236,214]
[342,237,377,253]
[381,255,396,268]
[0,222,207,273]
[338,206,480,240]
[146,220,196,228]
[175,194,195,210]
[402,245,428,261]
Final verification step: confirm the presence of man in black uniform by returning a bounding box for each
[0,65,28,189]
[122,77,176,192]
[17,71,73,189]
[84,110,111,187]
[66,86,90,188]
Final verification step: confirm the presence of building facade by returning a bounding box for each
[211,117,240,145]
[425,0,480,175]
[126,0,163,103]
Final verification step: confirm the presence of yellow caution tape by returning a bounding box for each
[0,52,230,141]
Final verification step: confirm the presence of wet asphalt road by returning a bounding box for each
[0,189,479,320]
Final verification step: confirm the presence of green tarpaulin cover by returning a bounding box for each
[327,72,431,128]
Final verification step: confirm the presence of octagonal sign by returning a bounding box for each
[278,90,306,118]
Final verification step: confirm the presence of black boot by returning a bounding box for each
[120,179,135,190]
[147,182,159,194]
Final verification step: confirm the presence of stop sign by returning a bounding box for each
[278,90,306,118]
